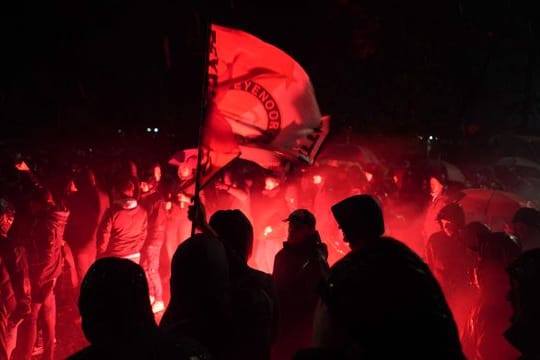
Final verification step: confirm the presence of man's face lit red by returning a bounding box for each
[440,219,458,237]
[178,164,193,180]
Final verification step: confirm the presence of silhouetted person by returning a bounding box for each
[505,248,540,359]
[461,232,521,360]
[426,202,475,332]
[11,187,69,360]
[312,195,465,359]
[512,207,540,252]
[209,209,278,360]
[160,231,231,359]
[68,257,205,359]
[140,166,169,313]
[0,200,30,358]
[97,178,147,263]
[272,209,329,360]
[65,168,109,282]
[0,254,15,360]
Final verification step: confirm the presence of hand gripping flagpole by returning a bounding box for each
[191,15,212,236]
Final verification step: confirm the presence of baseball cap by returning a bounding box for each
[283,209,316,227]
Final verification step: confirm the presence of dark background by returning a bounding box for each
[1,0,539,147]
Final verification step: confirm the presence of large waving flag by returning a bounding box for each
[209,24,329,170]
[172,24,329,195]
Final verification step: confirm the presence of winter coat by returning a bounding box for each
[319,236,465,359]
[97,198,147,258]
[140,191,167,250]
[426,231,475,293]
[12,208,69,289]
[272,232,329,358]
[161,233,230,359]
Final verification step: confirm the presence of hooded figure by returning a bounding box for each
[68,257,203,360]
[425,202,475,333]
[210,209,277,360]
[313,194,465,359]
[160,233,230,359]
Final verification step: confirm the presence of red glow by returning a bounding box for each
[265,177,279,191]
[313,175,323,184]
[140,181,150,193]
[263,225,273,237]
[393,175,398,184]
[364,171,374,182]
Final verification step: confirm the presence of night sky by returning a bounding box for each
[1,0,539,145]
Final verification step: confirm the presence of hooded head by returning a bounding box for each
[79,258,156,347]
[331,195,384,248]
[210,209,254,262]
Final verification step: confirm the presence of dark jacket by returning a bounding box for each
[12,208,69,288]
[97,198,147,258]
[426,230,474,293]
[320,237,465,359]
[65,187,109,251]
[67,328,209,360]
[140,191,167,250]
[0,235,31,321]
[272,232,329,358]
[230,261,278,360]
[161,234,230,359]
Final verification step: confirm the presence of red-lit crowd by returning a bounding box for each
[1,154,540,360]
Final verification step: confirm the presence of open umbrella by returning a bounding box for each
[457,189,536,232]
[427,160,467,184]
[497,157,540,179]
[317,143,380,167]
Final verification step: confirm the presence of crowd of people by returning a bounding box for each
[1,147,540,360]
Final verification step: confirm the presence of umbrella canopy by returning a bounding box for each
[429,160,467,184]
[317,143,380,167]
[497,156,540,171]
[457,189,535,232]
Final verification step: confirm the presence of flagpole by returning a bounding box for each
[192,12,212,236]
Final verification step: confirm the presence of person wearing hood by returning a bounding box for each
[210,209,278,360]
[161,201,231,359]
[311,194,464,359]
[272,209,329,360]
[11,186,69,360]
[68,257,208,360]
[97,177,147,264]
[425,202,476,332]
